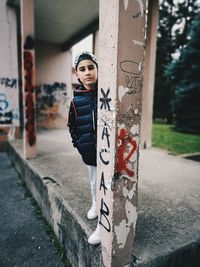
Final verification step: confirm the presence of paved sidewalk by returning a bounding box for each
[0,152,66,267]
[7,129,200,267]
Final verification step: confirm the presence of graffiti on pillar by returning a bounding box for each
[118,104,140,129]
[24,50,36,146]
[100,197,111,232]
[115,128,137,177]
[136,0,144,17]
[124,0,144,18]
[0,77,19,126]
[102,121,110,148]
[35,82,67,127]
[24,35,35,50]
[100,88,111,111]
[99,172,111,232]
[99,148,109,165]
[98,86,113,233]
[120,60,143,93]
[99,172,108,195]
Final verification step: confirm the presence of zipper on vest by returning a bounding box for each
[92,109,95,132]
[91,91,96,144]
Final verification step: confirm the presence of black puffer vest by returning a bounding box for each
[73,86,97,157]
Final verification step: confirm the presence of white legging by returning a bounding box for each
[87,165,97,202]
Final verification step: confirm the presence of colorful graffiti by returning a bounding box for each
[36,82,67,110]
[24,50,36,146]
[0,78,19,126]
[0,93,9,111]
[35,82,67,127]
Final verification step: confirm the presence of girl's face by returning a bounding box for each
[76,59,98,90]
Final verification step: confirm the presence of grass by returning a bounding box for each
[152,123,200,155]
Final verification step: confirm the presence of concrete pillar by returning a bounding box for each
[20,0,36,158]
[97,1,147,266]
[140,0,159,148]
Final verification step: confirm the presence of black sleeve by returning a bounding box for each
[68,101,79,148]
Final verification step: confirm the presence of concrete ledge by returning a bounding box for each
[7,140,102,267]
[7,130,200,267]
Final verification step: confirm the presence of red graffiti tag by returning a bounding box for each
[24,50,36,146]
[116,128,137,177]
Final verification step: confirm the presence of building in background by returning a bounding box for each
[0,0,99,150]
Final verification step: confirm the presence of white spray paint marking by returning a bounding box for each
[105,176,112,191]
[118,85,129,102]
[115,219,128,249]
[115,202,137,249]
[139,62,142,72]
[124,0,129,10]
[137,0,144,17]
[123,183,136,199]
[122,174,137,182]
[132,39,144,46]
[125,201,137,225]
[134,109,139,115]
[117,122,126,130]
[131,123,140,135]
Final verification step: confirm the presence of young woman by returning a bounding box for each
[68,51,100,245]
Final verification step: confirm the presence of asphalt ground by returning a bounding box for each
[0,152,67,267]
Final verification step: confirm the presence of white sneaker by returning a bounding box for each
[88,224,101,245]
[87,201,97,220]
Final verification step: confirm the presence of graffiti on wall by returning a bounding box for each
[0,93,12,124]
[36,82,67,110]
[0,77,17,89]
[0,77,19,126]
[35,82,67,127]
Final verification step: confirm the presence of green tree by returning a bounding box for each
[168,11,200,134]
[154,0,199,122]
[154,0,176,122]
[172,0,199,54]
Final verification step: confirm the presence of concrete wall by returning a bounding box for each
[0,0,19,146]
[93,30,99,58]
[35,41,72,128]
